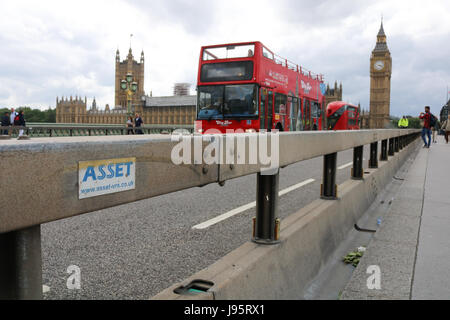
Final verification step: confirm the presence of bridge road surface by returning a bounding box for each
[41,146,370,300]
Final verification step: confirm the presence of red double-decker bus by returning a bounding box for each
[195,41,326,133]
[326,101,360,130]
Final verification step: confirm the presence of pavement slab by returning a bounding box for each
[342,136,450,300]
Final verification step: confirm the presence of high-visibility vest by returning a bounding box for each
[398,118,408,127]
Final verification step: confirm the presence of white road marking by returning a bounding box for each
[192,178,315,230]
[43,285,50,293]
[337,162,353,170]
[337,158,366,170]
[278,178,316,196]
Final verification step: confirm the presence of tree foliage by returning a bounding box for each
[0,107,56,123]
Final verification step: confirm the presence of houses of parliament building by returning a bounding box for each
[56,48,197,125]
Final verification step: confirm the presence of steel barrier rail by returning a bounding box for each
[0,129,421,299]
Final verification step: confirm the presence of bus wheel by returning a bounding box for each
[276,123,283,132]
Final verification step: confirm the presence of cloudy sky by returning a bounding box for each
[0,0,449,117]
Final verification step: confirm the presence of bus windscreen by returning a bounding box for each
[197,84,258,119]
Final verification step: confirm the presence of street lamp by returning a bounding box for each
[120,73,138,115]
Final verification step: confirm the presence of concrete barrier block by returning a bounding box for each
[152,138,421,300]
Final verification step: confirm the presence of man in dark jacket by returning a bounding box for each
[134,113,143,134]
[15,110,26,137]
[1,112,9,135]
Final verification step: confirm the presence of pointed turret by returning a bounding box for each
[374,19,389,52]
[92,97,97,111]
[140,50,144,63]
[377,20,386,37]
[116,48,120,62]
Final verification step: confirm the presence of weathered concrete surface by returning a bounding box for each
[412,138,450,299]
[0,131,419,234]
[0,135,219,233]
[152,138,421,300]
[341,143,427,300]
[303,153,417,299]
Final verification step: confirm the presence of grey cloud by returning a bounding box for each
[128,0,216,35]
[277,0,369,27]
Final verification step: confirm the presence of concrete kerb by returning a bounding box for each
[152,137,422,300]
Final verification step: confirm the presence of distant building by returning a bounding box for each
[368,20,392,128]
[115,48,145,109]
[440,98,450,122]
[360,108,370,129]
[55,96,87,123]
[56,47,196,125]
[143,95,196,125]
[324,81,343,107]
[56,96,128,124]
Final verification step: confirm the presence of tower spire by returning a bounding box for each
[378,18,386,37]
[374,18,388,52]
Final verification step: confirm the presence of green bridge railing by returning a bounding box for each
[0,123,194,138]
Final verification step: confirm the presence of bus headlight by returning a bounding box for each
[245,128,256,133]
[196,128,203,133]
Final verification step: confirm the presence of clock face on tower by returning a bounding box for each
[374,60,385,71]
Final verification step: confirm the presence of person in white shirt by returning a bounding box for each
[10,108,17,125]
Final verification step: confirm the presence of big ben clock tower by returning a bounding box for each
[369,20,392,128]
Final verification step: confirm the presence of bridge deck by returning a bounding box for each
[341,135,450,299]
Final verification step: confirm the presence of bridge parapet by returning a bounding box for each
[0,129,420,299]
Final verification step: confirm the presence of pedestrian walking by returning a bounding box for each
[126,116,134,135]
[432,120,439,143]
[441,114,450,144]
[134,113,144,134]
[14,110,26,137]
[10,108,17,126]
[419,106,433,148]
[1,112,10,135]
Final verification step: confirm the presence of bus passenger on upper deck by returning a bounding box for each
[248,49,253,57]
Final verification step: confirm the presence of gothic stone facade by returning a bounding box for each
[56,48,196,125]
[56,96,129,124]
[56,95,196,125]
[368,21,392,129]
[115,48,145,109]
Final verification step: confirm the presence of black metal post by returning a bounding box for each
[321,153,337,199]
[351,146,364,180]
[253,170,280,244]
[369,142,378,168]
[394,137,399,152]
[0,225,43,300]
[388,138,394,156]
[380,139,388,161]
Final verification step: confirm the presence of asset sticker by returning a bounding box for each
[78,157,136,199]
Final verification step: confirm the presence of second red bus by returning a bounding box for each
[326,101,360,130]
